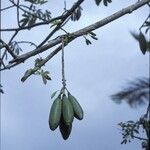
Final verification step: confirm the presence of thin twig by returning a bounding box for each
[0,39,17,59]
[16,0,21,27]
[8,31,18,45]
[37,22,63,48]
[0,16,63,32]
[0,5,15,11]
[133,135,148,141]
[139,14,150,30]
[60,27,68,34]
[61,37,66,94]
[16,41,37,48]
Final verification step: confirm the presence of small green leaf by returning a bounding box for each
[89,31,97,36]
[85,39,92,45]
[91,36,98,40]
[44,74,51,80]
[94,0,102,6]
[51,91,58,99]
[42,75,47,84]
[21,69,33,82]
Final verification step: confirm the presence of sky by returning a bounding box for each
[1,0,149,150]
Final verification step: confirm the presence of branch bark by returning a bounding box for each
[2,0,150,71]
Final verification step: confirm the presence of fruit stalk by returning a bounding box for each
[61,37,66,94]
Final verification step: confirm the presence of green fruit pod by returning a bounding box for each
[62,95,74,126]
[68,93,84,120]
[49,97,62,131]
[59,118,72,140]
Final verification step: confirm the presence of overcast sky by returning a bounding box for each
[1,0,149,150]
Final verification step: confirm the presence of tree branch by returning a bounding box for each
[0,39,17,59]
[133,135,148,141]
[2,0,150,71]
[37,0,84,47]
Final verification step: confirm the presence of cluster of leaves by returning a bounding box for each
[24,0,48,5]
[111,78,150,107]
[21,58,51,84]
[94,0,112,6]
[71,6,83,21]
[112,77,150,150]
[35,69,51,84]
[119,115,149,150]
[70,0,112,22]
[20,1,51,27]
[131,14,150,55]
[84,32,98,45]
[10,41,23,55]
[131,31,150,55]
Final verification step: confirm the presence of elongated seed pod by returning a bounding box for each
[59,117,72,140]
[49,97,62,131]
[62,95,74,126]
[68,93,84,120]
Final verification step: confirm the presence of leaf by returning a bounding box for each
[51,91,58,99]
[85,39,92,45]
[44,74,51,80]
[71,6,82,21]
[94,0,112,6]
[94,0,102,6]
[0,84,4,94]
[42,75,47,84]
[130,31,139,41]
[21,69,33,82]
[20,18,29,27]
[91,36,98,40]
[134,129,139,134]
[89,31,97,36]
[139,32,147,55]
[34,57,43,67]
[103,0,112,6]
[121,139,127,145]
[28,16,37,27]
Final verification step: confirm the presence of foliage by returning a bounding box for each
[112,78,150,107]
[119,110,149,150]
[112,77,150,150]
[130,14,150,55]
[111,10,150,149]
[94,0,112,6]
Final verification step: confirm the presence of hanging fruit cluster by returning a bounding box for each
[48,37,84,140]
[49,90,83,140]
